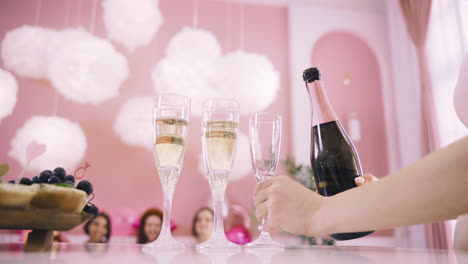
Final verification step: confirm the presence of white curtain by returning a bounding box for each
[426,0,468,147]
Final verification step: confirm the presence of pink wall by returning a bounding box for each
[0,0,291,236]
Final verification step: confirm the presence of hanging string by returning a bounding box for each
[89,0,98,34]
[225,0,232,51]
[34,0,42,25]
[192,0,199,28]
[239,3,245,50]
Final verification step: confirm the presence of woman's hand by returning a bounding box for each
[254,176,327,237]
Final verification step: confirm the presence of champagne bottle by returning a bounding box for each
[303,67,374,240]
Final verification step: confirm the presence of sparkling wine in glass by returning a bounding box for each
[144,94,190,251]
[246,112,284,248]
[197,99,240,251]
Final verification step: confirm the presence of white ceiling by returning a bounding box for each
[212,0,386,14]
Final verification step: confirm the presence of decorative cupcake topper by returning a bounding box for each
[74,161,91,180]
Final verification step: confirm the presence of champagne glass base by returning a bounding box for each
[196,237,240,252]
[246,233,284,249]
[143,236,185,251]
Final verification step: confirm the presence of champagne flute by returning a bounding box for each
[144,94,189,251]
[197,99,240,251]
[246,112,284,248]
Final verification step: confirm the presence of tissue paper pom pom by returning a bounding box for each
[152,57,220,115]
[0,68,18,121]
[42,28,91,71]
[198,131,251,181]
[212,50,280,114]
[9,116,87,172]
[113,96,153,150]
[47,33,129,105]
[1,25,54,78]
[166,27,221,62]
[102,0,163,52]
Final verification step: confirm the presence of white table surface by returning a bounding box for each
[1,243,467,264]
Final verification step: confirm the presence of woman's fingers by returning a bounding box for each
[355,173,379,186]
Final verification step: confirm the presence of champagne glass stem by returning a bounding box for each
[159,168,177,237]
[212,172,227,238]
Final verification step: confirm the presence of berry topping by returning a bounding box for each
[76,180,93,196]
[64,175,75,183]
[32,176,39,183]
[83,204,99,219]
[48,176,62,184]
[53,167,66,181]
[19,177,33,185]
[39,170,52,183]
[8,180,15,184]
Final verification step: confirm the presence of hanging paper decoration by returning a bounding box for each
[0,68,18,122]
[212,50,280,115]
[152,27,222,115]
[102,0,163,52]
[47,30,129,105]
[1,25,53,78]
[113,96,153,150]
[9,116,87,172]
[197,131,251,182]
[152,27,280,115]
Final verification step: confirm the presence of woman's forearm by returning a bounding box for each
[314,136,468,236]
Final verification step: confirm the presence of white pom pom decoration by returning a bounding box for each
[152,57,220,115]
[9,116,87,172]
[197,131,251,182]
[166,27,222,62]
[113,96,153,150]
[102,0,163,52]
[0,68,18,121]
[1,25,53,78]
[152,27,223,115]
[153,28,279,116]
[213,50,280,114]
[47,33,129,105]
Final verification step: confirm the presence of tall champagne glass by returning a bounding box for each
[246,112,284,248]
[197,99,240,251]
[144,94,189,250]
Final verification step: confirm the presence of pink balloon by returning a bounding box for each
[26,141,46,162]
[226,225,252,245]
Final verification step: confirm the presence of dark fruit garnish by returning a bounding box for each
[65,180,74,186]
[48,176,62,184]
[39,170,52,183]
[64,175,75,183]
[32,176,39,183]
[19,177,33,185]
[8,180,15,184]
[53,167,66,181]
[77,180,93,195]
[83,204,99,219]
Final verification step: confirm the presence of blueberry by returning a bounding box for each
[19,177,33,185]
[76,180,93,195]
[48,176,62,184]
[65,180,74,186]
[39,170,52,183]
[32,176,39,183]
[8,180,15,184]
[53,167,66,181]
[64,175,75,183]
[83,204,99,219]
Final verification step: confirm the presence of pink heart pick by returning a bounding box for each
[26,141,47,162]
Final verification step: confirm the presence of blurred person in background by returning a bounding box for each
[83,212,112,243]
[137,208,163,244]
